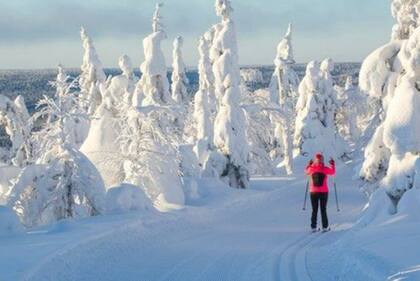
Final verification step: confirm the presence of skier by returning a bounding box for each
[305,153,335,232]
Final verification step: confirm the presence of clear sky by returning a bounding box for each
[0,0,394,69]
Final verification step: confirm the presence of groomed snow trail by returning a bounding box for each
[7,164,365,281]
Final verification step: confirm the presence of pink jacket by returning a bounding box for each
[305,162,335,193]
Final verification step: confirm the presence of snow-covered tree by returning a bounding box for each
[266,24,300,175]
[269,23,299,106]
[9,146,106,227]
[119,106,185,209]
[361,26,420,212]
[241,89,277,176]
[192,34,216,168]
[79,27,106,116]
[0,95,32,166]
[204,0,250,189]
[53,65,88,148]
[294,60,348,160]
[133,3,171,107]
[391,0,419,40]
[335,76,370,143]
[171,36,189,104]
[10,86,105,227]
[359,1,420,190]
[80,56,136,188]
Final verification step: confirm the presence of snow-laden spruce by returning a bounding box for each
[52,65,89,148]
[241,89,277,176]
[171,36,189,104]
[294,59,349,160]
[335,76,368,143]
[9,73,106,227]
[0,95,32,167]
[9,146,105,227]
[268,23,299,174]
[269,23,299,106]
[80,27,106,116]
[80,56,136,188]
[359,0,420,214]
[360,0,420,191]
[391,0,419,40]
[193,34,216,169]
[113,4,185,208]
[120,106,185,210]
[372,27,420,212]
[133,3,171,106]
[203,0,249,189]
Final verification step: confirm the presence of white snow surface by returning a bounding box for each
[105,183,153,214]
[0,206,23,237]
[2,160,420,281]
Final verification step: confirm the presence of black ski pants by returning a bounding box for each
[310,192,328,229]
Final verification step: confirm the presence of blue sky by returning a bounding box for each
[0,0,393,69]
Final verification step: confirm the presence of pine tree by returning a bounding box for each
[171,36,189,104]
[204,0,250,189]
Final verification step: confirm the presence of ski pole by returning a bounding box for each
[333,176,340,212]
[302,180,309,211]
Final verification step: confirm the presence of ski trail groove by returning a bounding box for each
[275,233,312,281]
[296,225,342,281]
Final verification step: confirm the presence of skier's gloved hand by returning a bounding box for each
[329,158,335,165]
[308,160,314,165]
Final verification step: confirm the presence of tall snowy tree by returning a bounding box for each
[267,23,299,175]
[79,27,106,116]
[114,4,185,208]
[171,36,189,104]
[80,56,137,188]
[204,0,250,189]
[133,3,171,107]
[359,0,420,191]
[294,60,348,160]
[360,24,420,213]
[193,34,216,168]
[269,23,299,106]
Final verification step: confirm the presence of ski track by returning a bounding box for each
[14,169,363,281]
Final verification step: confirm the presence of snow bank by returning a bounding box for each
[0,165,21,204]
[0,206,23,237]
[80,102,123,189]
[106,184,153,214]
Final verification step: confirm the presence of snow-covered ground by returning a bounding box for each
[2,160,417,281]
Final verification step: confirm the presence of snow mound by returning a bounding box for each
[0,206,23,236]
[80,103,123,189]
[106,184,153,214]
